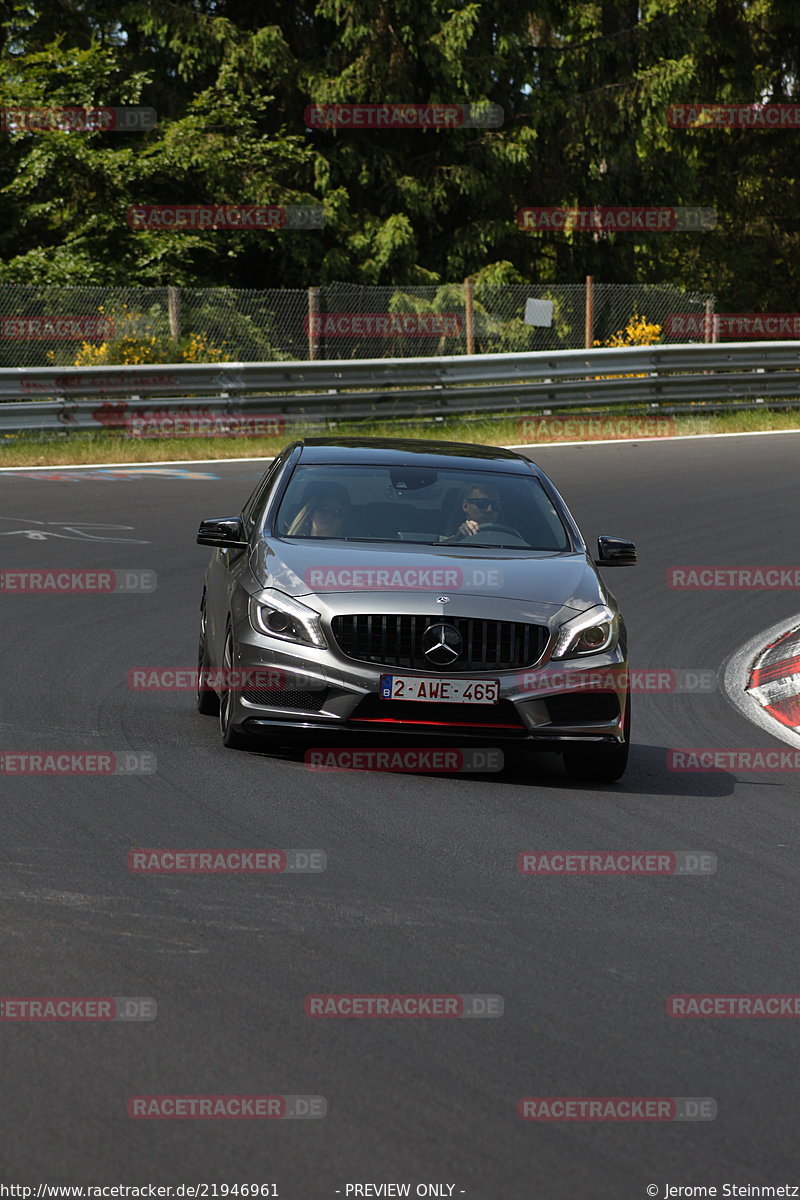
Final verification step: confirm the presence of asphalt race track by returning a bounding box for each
[2,432,800,1197]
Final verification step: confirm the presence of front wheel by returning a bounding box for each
[219,625,254,750]
[562,689,631,783]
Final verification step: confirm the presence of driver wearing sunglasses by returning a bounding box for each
[440,484,504,542]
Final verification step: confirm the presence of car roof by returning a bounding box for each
[294,437,537,474]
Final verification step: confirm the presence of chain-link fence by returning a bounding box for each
[0,281,715,367]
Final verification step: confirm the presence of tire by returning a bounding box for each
[562,689,631,783]
[219,624,253,750]
[196,595,220,716]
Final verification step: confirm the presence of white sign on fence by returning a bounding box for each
[524,299,554,327]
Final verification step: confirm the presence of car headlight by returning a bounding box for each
[551,605,618,660]
[249,590,327,648]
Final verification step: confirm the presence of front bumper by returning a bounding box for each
[226,610,629,749]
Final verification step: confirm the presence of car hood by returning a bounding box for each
[251,538,607,614]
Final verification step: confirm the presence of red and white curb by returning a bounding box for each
[724,617,800,747]
[746,626,800,732]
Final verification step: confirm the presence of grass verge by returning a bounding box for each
[2,408,800,467]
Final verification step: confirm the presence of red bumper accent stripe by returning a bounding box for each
[350,716,524,729]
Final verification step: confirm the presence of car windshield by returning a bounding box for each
[273,464,570,550]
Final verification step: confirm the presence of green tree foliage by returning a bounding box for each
[0,1,798,306]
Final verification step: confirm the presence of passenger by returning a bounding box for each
[286,483,351,537]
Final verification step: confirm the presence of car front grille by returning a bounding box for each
[330,614,548,672]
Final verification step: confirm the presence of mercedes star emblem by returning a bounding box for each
[421,622,462,666]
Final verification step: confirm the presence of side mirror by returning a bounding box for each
[197,517,248,548]
[595,535,637,567]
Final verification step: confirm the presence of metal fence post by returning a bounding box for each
[584,275,595,348]
[705,298,716,343]
[308,286,321,360]
[167,286,181,342]
[464,277,475,354]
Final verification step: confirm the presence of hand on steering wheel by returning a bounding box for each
[455,520,524,540]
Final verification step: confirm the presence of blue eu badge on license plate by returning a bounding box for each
[380,675,393,698]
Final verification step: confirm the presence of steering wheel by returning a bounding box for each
[456,521,526,541]
[479,522,524,536]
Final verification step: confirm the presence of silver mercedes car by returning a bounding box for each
[196,438,636,781]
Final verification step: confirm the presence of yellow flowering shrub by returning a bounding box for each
[74,305,227,365]
[595,313,663,348]
[593,313,663,378]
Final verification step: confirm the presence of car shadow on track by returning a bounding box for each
[499,744,737,796]
[227,736,737,797]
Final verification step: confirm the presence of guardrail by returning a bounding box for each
[1,341,800,433]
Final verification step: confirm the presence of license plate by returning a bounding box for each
[380,674,499,704]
